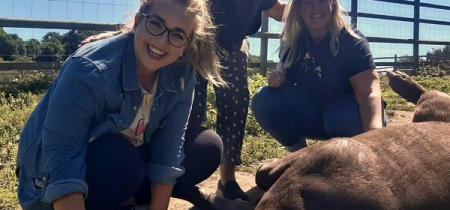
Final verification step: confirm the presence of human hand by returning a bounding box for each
[268,64,286,88]
[77,31,122,48]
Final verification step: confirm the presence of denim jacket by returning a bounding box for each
[16,33,196,209]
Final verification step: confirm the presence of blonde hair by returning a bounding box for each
[124,0,227,87]
[280,0,360,68]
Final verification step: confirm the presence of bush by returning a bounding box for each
[1,71,56,97]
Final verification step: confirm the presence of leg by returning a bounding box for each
[323,93,388,137]
[251,85,327,151]
[188,74,209,127]
[386,70,427,104]
[175,125,223,188]
[133,125,223,209]
[214,40,250,200]
[85,133,146,210]
[322,94,365,137]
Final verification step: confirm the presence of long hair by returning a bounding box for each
[280,0,360,68]
[124,0,227,87]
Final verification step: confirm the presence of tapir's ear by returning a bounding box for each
[255,156,295,191]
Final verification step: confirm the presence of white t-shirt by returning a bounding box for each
[121,80,158,147]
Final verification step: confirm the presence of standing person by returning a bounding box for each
[16,0,226,209]
[191,0,286,201]
[78,0,288,201]
[251,0,386,152]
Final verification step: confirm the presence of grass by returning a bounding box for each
[0,71,449,209]
[0,92,42,210]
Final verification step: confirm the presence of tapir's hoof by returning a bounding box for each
[386,71,427,104]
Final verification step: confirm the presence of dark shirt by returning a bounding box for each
[210,0,277,52]
[283,29,376,109]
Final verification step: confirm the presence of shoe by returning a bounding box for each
[216,180,249,201]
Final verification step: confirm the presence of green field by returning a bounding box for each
[1,70,449,210]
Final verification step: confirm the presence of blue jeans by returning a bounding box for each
[251,86,386,149]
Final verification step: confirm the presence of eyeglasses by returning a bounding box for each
[140,13,191,48]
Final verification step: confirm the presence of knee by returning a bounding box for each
[195,130,223,165]
[185,127,223,167]
[251,86,274,121]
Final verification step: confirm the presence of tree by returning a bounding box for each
[38,32,65,62]
[427,45,450,63]
[10,33,27,58]
[0,32,19,61]
[249,54,260,63]
[38,40,64,62]
[42,32,63,43]
[61,30,101,57]
[26,39,42,60]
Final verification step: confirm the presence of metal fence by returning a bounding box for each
[1,0,450,75]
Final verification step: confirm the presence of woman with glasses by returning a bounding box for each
[78,0,287,202]
[16,0,226,210]
[252,0,386,153]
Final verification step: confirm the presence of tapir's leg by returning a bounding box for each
[255,153,298,191]
[386,71,427,104]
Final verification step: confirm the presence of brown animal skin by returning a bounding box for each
[386,71,450,123]
[254,71,450,210]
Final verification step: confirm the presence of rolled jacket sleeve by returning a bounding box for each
[147,71,197,185]
[41,57,103,205]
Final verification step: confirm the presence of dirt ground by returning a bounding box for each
[168,110,416,210]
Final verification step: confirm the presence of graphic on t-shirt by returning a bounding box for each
[120,82,156,147]
[303,52,322,78]
[135,117,148,136]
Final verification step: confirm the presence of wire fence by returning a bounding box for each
[1,0,450,75]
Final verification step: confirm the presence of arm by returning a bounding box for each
[41,58,102,209]
[264,0,287,22]
[149,183,174,210]
[268,62,286,88]
[343,30,381,131]
[78,30,123,48]
[53,193,85,210]
[350,69,383,131]
[146,68,197,209]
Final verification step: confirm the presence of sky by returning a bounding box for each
[1,0,450,63]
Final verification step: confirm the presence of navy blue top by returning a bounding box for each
[283,29,376,109]
[210,0,277,52]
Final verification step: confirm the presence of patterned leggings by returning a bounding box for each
[188,39,250,165]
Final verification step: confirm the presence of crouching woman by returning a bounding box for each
[16,0,225,209]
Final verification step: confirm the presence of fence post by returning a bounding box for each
[260,13,269,76]
[351,0,358,27]
[413,0,420,75]
[394,54,397,71]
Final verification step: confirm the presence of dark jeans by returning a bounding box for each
[84,125,222,210]
[251,86,387,149]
